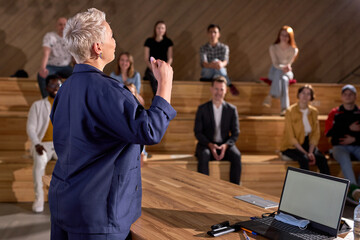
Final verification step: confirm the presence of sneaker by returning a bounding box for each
[229,84,239,96]
[32,198,44,213]
[262,95,271,107]
[280,109,286,116]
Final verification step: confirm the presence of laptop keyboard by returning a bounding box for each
[254,217,333,240]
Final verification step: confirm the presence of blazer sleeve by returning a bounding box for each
[92,85,176,146]
[194,105,211,146]
[225,105,239,146]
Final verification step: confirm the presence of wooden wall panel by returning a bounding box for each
[0,0,359,84]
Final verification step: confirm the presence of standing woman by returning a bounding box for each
[110,52,141,93]
[263,25,299,115]
[280,85,330,174]
[144,20,173,95]
[49,8,176,239]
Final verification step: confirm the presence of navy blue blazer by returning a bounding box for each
[49,64,176,234]
[194,100,239,148]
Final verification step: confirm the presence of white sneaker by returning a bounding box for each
[32,198,44,213]
[262,95,272,107]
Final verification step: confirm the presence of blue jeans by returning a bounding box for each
[332,145,360,184]
[268,66,293,110]
[201,67,232,85]
[37,65,73,98]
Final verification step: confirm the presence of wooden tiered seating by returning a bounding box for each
[145,114,331,154]
[145,154,360,197]
[0,77,43,202]
[1,77,359,201]
[142,81,345,115]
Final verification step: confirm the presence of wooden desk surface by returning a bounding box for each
[132,165,278,239]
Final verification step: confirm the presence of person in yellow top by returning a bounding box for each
[280,85,330,174]
[27,74,62,213]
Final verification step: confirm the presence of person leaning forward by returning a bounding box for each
[49,8,176,240]
[194,76,241,184]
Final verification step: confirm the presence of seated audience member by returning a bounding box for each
[280,85,330,174]
[110,52,141,93]
[126,83,145,106]
[194,76,241,184]
[27,74,62,213]
[325,84,360,184]
[263,25,299,116]
[38,17,73,98]
[144,20,173,96]
[200,24,239,96]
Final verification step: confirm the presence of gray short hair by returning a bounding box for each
[63,8,106,63]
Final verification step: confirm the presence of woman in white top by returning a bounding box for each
[280,85,330,174]
[110,52,141,93]
[263,26,299,115]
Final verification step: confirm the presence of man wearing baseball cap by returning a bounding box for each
[325,84,360,185]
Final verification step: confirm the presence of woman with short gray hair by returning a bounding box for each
[49,8,176,240]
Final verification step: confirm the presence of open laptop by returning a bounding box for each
[238,167,350,240]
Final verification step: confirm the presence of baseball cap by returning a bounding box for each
[342,84,357,94]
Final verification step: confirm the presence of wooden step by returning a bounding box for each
[0,160,55,202]
[0,77,41,112]
[144,153,357,197]
[146,114,331,154]
[1,78,359,116]
[142,81,360,115]
[0,112,332,153]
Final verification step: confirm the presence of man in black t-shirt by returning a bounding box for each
[325,84,360,184]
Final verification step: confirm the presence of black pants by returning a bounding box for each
[282,136,330,174]
[144,68,157,96]
[196,144,241,184]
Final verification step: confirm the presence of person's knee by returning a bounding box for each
[227,147,241,163]
[201,68,215,78]
[197,148,211,161]
[33,154,49,170]
[282,75,289,83]
[332,146,351,163]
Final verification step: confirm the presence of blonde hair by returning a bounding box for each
[63,8,106,63]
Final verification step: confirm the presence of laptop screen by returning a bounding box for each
[279,167,349,235]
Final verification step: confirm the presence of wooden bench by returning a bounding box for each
[1,77,358,115]
[145,114,331,154]
[142,81,357,115]
[0,77,41,112]
[144,154,360,197]
[0,150,55,202]
[0,78,358,202]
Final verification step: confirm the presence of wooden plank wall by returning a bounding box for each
[0,0,360,83]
